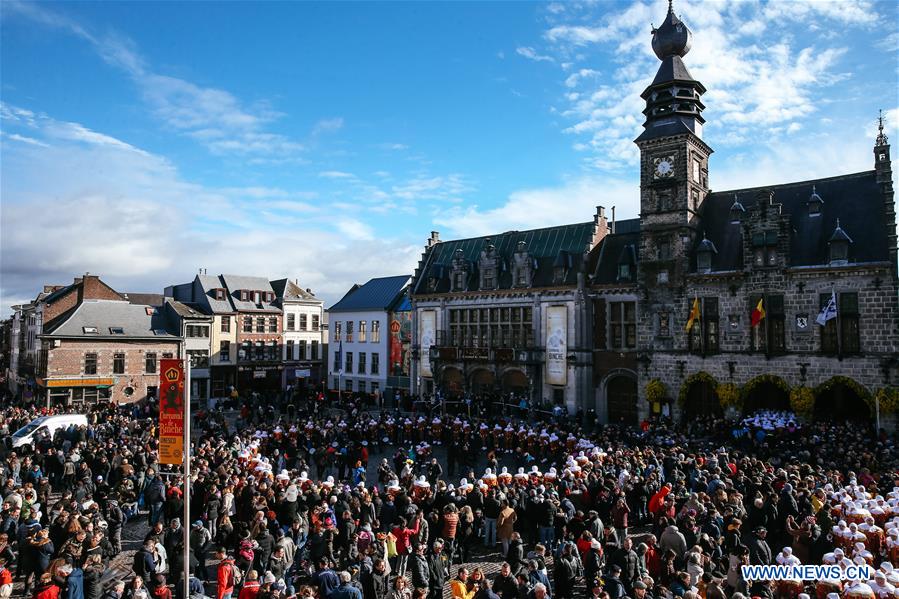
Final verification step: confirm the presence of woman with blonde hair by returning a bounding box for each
[457,506,476,564]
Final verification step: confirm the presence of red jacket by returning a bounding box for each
[238,580,260,599]
[217,559,235,599]
[391,518,420,555]
[34,583,62,599]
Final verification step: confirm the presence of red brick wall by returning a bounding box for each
[236,313,283,362]
[44,338,180,404]
[44,276,122,323]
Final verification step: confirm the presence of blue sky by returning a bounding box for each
[1,0,897,312]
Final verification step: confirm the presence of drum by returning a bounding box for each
[816,579,842,599]
[777,579,803,599]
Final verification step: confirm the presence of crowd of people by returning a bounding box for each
[0,388,897,599]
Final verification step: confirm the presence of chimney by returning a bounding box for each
[590,206,610,250]
[427,231,441,248]
[306,288,312,294]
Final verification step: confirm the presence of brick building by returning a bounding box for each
[37,299,181,406]
[222,275,284,393]
[7,275,123,400]
[585,2,899,426]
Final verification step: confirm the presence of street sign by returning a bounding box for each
[158,359,184,465]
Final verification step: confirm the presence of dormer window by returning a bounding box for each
[553,251,570,285]
[828,218,853,265]
[696,235,718,274]
[616,243,636,282]
[214,289,225,301]
[453,272,465,291]
[729,196,746,224]
[807,185,824,217]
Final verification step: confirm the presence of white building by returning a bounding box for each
[327,276,411,398]
[271,279,324,392]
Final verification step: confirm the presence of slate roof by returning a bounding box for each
[389,291,412,313]
[196,274,235,314]
[648,55,701,89]
[329,276,411,313]
[43,300,179,339]
[166,299,211,320]
[411,222,596,294]
[271,278,319,302]
[220,274,280,313]
[588,171,890,281]
[124,293,165,306]
[697,170,888,270]
[590,219,642,285]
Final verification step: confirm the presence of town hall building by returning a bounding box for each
[410,1,899,426]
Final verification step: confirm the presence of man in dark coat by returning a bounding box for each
[409,544,430,591]
[609,537,640,592]
[602,564,626,599]
[132,539,157,584]
[427,540,449,599]
[506,533,528,577]
[553,544,578,599]
[360,557,390,599]
[746,526,773,565]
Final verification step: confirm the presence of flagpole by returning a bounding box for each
[183,359,191,599]
[834,289,842,361]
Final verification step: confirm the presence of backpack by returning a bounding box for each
[230,563,243,587]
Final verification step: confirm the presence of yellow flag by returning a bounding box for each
[685,297,701,332]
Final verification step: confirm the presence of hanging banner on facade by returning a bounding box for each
[158,359,185,465]
[389,311,412,377]
[545,306,568,386]
[419,310,436,378]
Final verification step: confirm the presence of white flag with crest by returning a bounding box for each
[816,291,838,326]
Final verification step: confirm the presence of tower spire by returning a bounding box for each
[636,1,706,142]
[877,109,889,146]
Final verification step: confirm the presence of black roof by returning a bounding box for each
[590,219,641,285]
[699,170,887,270]
[412,222,595,294]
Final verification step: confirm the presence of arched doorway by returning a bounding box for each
[743,379,790,414]
[814,378,872,421]
[501,370,528,394]
[441,367,464,398]
[682,374,722,419]
[606,375,639,426]
[470,369,495,394]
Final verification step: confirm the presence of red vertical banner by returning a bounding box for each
[158,359,185,465]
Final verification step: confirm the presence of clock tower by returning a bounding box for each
[635,0,712,347]
[636,0,712,274]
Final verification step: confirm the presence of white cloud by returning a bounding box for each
[2,132,49,147]
[312,117,344,135]
[319,170,356,179]
[391,174,474,202]
[434,176,638,237]
[537,0,875,169]
[337,219,375,241]
[0,105,420,314]
[516,46,555,63]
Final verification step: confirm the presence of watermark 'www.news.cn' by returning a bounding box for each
[742,565,873,582]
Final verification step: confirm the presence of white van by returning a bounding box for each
[10,414,88,449]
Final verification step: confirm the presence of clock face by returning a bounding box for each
[653,155,675,178]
